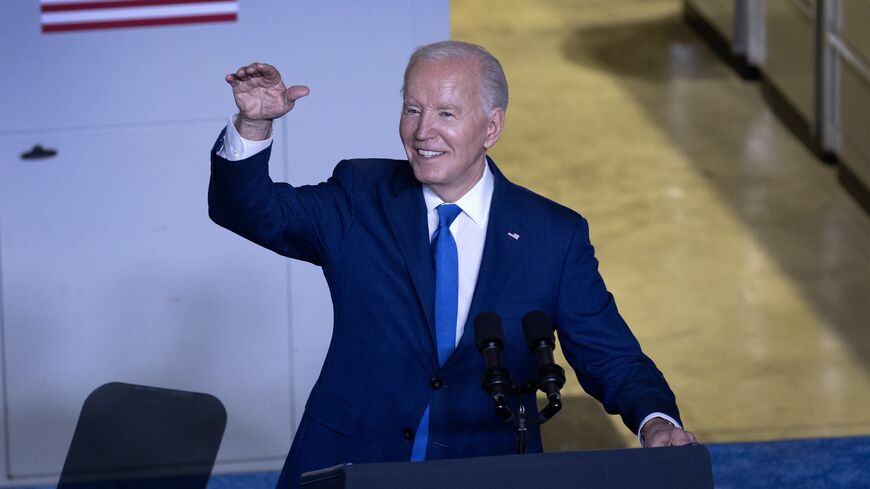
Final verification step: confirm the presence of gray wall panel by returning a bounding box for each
[688,0,736,42]
[765,0,817,122]
[842,1,870,64]
[838,52,870,186]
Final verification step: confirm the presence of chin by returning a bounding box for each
[410,168,437,186]
[409,163,446,185]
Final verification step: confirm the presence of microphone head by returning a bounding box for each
[474,312,504,350]
[522,311,554,349]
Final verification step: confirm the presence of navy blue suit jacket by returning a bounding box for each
[208,136,680,488]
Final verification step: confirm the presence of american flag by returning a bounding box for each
[41,0,238,33]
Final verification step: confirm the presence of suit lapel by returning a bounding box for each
[449,159,527,366]
[384,172,438,360]
[383,159,528,369]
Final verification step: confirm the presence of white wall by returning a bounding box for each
[0,1,448,486]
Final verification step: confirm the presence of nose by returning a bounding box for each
[414,112,435,141]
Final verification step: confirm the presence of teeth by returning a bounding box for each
[418,149,443,158]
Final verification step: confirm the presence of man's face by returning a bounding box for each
[400,59,503,202]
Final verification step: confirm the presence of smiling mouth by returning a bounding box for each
[417,149,444,158]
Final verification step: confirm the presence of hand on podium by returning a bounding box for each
[640,417,697,448]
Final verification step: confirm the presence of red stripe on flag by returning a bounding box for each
[42,12,236,32]
[42,0,232,13]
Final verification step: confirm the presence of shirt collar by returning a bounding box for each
[422,157,494,228]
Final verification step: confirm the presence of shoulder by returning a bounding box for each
[500,178,589,236]
[489,159,585,229]
[513,183,581,220]
[330,158,418,195]
[333,158,412,179]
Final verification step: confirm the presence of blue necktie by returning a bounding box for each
[411,203,462,461]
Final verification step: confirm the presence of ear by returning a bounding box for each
[483,108,505,150]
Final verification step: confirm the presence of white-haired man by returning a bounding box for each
[210,40,695,489]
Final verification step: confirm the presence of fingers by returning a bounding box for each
[645,427,698,448]
[225,62,280,85]
[224,63,308,117]
[668,428,697,446]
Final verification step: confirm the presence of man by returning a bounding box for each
[209,41,695,489]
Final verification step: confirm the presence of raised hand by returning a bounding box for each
[225,63,310,140]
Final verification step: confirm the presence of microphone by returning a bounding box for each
[522,311,566,422]
[474,312,514,422]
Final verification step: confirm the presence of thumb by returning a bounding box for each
[286,85,310,103]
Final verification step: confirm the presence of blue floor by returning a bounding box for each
[707,436,870,489]
[16,436,870,489]
[206,471,279,489]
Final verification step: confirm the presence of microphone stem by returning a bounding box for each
[516,400,527,454]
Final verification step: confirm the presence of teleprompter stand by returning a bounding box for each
[300,444,713,489]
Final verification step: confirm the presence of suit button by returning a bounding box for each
[403,429,414,440]
[430,377,443,389]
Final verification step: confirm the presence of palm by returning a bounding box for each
[226,63,308,122]
[233,74,290,120]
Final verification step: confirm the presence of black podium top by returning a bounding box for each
[301,445,713,489]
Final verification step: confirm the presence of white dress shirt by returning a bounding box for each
[422,163,492,347]
[217,118,681,443]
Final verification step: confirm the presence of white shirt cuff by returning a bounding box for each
[637,412,682,445]
[217,114,273,161]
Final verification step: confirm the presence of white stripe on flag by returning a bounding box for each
[41,0,123,5]
[42,2,237,25]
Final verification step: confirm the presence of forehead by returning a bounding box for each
[404,59,481,105]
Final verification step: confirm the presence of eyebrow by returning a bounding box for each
[402,99,461,111]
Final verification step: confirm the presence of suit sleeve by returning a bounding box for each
[208,130,355,266]
[554,218,681,434]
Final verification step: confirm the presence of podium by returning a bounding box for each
[300,445,713,488]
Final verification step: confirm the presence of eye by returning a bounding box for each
[403,106,420,115]
[440,111,454,118]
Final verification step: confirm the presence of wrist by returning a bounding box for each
[640,417,674,446]
[234,116,272,141]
